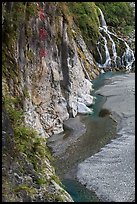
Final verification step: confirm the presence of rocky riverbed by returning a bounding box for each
[77,73,135,202]
[48,114,117,178]
[48,72,135,202]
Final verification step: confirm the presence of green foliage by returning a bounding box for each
[14,123,52,169]
[26,3,38,20]
[4,96,23,125]
[2,3,24,48]
[23,88,30,98]
[26,26,33,39]
[12,3,26,26]
[26,49,34,62]
[14,126,36,141]
[36,178,46,185]
[3,93,52,172]
[67,2,100,46]
[2,52,9,76]
[2,3,27,78]
[54,194,64,202]
[8,109,23,125]
[2,3,37,49]
[14,184,36,194]
[50,175,62,186]
[96,2,135,35]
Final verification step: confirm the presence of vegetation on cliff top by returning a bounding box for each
[67,2,100,47]
[65,2,134,50]
[95,2,135,36]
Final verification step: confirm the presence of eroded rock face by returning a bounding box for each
[20,6,99,137]
[2,3,101,202]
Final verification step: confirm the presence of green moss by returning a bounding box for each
[95,2,135,36]
[3,91,53,176]
[13,123,52,173]
[3,96,23,124]
[2,46,17,79]
[2,3,25,47]
[50,175,61,186]
[2,3,36,63]
[67,2,100,46]
[58,2,73,26]
[25,49,34,62]
[3,93,52,176]
[54,194,64,202]
[14,126,36,140]
[77,47,90,71]
[53,15,62,46]
[36,178,46,185]
[2,179,17,202]
[26,26,33,38]
[25,3,38,20]
[45,191,65,202]
[14,184,36,194]
[23,88,30,98]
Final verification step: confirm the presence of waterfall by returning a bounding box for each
[122,41,135,70]
[98,31,111,68]
[96,8,135,71]
[96,42,103,62]
[106,30,117,66]
[99,8,107,29]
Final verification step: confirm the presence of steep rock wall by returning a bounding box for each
[18,3,100,137]
[2,2,100,202]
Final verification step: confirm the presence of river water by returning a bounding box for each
[77,72,135,202]
[47,71,135,202]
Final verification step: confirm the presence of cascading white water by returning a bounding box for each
[97,8,117,68]
[96,42,103,62]
[122,41,135,70]
[105,30,117,66]
[107,30,135,70]
[96,8,135,71]
[99,8,107,29]
[98,30,111,68]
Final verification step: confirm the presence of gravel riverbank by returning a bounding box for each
[77,73,135,202]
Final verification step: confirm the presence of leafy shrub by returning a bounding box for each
[95,2,135,35]
[67,2,100,46]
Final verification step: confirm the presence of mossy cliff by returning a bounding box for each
[2,2,135,202]
[2,2,98,202]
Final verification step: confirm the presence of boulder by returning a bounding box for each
[77,102,93,114]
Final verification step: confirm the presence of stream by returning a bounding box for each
[47,71,133,202]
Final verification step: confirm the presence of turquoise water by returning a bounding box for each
[62,179,101,202]
[92,71,125,89]
[90,71,125,117]
[51,71,126,202]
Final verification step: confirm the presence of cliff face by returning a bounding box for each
[22,11,100,137]
[2,2,100,202]
[2,2,135,202]
[6,2,100,136]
